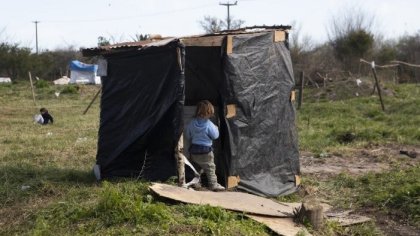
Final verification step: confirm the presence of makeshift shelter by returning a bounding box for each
[69,60,101,84]
[82,26,300,197]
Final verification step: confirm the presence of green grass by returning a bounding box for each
[298,84,420,153]
[0,82,269,235]
[322,166,420,226]
[1,81,419,235]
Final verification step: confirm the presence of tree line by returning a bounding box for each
[290,7,420,83]
[1,11,419,82]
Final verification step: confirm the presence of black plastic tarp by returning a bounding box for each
[96,39,184,180]
[223,32,300,196]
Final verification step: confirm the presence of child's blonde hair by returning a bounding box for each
[195,100,214,118]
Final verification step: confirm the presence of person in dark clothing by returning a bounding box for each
[40,108,54,124]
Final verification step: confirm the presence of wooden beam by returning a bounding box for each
[274,30,286,42]
[181,35,225,47]
[226,35,233,54]
[227,176,240,189]
[226,104,236,118]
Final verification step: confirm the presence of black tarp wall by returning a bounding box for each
[96,40,184,180]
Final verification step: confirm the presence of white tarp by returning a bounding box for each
[53,76,70,85]
[70,70,101,84]
[0,77,12,83]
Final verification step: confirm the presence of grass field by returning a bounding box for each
[0,81,419,235]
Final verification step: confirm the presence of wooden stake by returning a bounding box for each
[371,66,385,111]
[294,197,324,230]
[175,133,186,187]
[28,71,36,106]
[83,87,101,115]
[298,71,304,110]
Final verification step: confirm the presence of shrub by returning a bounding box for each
[35,79,50,89]
[61,84,79,94]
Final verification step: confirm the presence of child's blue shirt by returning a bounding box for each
[185,118,219,147]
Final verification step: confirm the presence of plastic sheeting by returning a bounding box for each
[223,32,300,196]
[96,39,184,180]
[94,32,299,196]
[70,60,98,72]
[69,70,101,84]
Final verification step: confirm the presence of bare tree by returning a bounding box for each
[199,15,245,34]
[130,34,149,42]
[327,5,376,73]
[199,16,226,34]
[289,21,315,67]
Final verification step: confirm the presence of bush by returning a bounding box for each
[35,79,50,89]
[61,84,79,94]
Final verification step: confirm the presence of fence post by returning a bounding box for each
[298,71,304,110]
[371,62,385,111]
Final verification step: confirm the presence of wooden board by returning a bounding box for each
[181,35,225,47]
[226,104,236,118]
[274,31,286,42]
[227,175,240,188]
[150,183,297,217]
[325,211,372,226]
[226,35,233,54]
[247,215,311,236]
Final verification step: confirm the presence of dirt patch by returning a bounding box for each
[300,144,419,235]
[300,144,419,179]
[362,208,420,236]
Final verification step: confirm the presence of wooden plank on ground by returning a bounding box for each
[247,215,311,236]
[326,213,371,226]
[150,183,296,217]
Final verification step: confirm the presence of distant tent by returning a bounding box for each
[82,26,300,197]
[69,60,101,84]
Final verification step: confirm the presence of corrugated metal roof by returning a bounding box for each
[82,25,290,56]
[82,37,178,56]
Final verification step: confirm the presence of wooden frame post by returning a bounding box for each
[297,71,304,110]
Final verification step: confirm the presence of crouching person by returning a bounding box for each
[186,100,225,191]
[40,108,54,125]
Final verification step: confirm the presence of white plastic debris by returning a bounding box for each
[54,92,60,97]
[93,164,101,180]
[34,114,44,124]
[356,79,362,86]
[21,185,30,191]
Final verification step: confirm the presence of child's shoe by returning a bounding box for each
[210,183,225,192]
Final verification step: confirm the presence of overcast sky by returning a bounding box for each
[1,0,419,51]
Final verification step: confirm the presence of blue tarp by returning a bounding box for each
[70,60,98,72]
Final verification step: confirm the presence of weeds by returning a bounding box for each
[325,166,420,226]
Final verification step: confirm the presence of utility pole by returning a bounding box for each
[219,1,237,30]
[33,20,39,54]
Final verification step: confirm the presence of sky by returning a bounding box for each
[1,0,419,51]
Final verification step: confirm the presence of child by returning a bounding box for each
[185,100,225,191]
[40,108,54,125]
